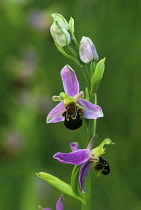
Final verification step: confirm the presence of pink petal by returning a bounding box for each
[78,99,103,119]
[56,195,64,210]
[61,65,79,97]
[79,36,98,63]
[47,102,65,123]
[70,142,79,151]
[79,161,92,194]
[53,149,89,165]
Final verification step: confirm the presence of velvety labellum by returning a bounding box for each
[94,157,110,175]
[62,102,84,130]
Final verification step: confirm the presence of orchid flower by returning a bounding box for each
[47,65,103,130]
[54,135,114,193]
[38,194,64,210]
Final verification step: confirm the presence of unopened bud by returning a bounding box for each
[69,17,75,36]
[50,20,71,47]
[79,36,99,63]
[52,13,70,30]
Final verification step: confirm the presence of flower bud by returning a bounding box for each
[79,36,99,63]
[52,13,70,30]
[69,17,75,35]
[50,20,71,47]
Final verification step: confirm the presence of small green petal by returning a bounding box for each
[52,95,61,101]
[91,138,114,158]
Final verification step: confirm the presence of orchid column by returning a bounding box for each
[37,13,114,210]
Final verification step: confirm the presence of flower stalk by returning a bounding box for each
[83,94,97,210]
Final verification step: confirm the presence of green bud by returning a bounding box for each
[69,17,75,36]
[52,13,70,30]
[50,20,71,47]
[91,58,106,94]
[69,17,77,45]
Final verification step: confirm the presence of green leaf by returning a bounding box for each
[91,58,106,94]
[36,172,85,204]
[71,166,85,199]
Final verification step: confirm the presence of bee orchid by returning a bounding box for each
[54,135,114,193]
[46,65,103,130]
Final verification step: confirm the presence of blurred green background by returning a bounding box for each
[0,0,141,209]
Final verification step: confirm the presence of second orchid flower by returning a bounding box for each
[54,135,114,193]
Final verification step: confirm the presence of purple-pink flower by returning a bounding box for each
[38,194,64,210]
[47,65,103,130]
[79,36,99,63]
[54,136,113,193]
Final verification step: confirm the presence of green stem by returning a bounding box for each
[93,94,97,135]
[65,45,79,59]
[83,172,92,210]
[82,64,91,96]
[90,61,96,78]
[81,94,97,210]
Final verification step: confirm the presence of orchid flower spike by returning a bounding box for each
[54,135,114,193]
[38,194,64,210]
[47,65,103,130]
